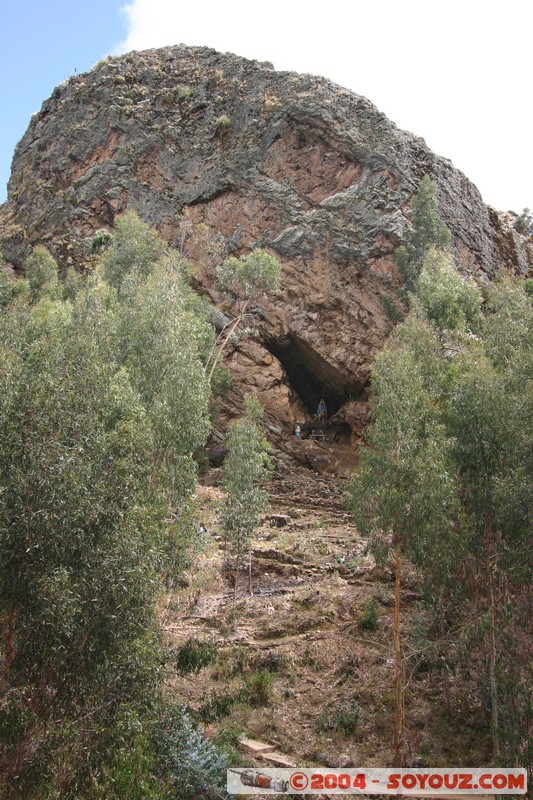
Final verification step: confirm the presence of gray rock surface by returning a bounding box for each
[1,45,531,445]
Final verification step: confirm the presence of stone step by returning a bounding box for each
[261,751,297,768]
[239,738,276,757]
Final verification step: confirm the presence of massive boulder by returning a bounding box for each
[1,45,531,456]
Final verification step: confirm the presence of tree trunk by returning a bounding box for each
[234,539,240,603]
[439,603,453,716]
[487,523,499,760]
[393,531,405,767]
[206,299,250,383]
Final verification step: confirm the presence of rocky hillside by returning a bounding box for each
[1,45,531,449]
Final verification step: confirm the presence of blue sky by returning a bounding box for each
[1,0,532,213]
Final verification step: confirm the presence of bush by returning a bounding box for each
[317,699,362,735]
[359,598,379,631]
[416,248,482,332]
[246,668,273,706]
[214,115,231,131]
[175,639,218,675]
[381,293,404,324]
[62,267,84,300]
[0,269,27,308]
[514,208,532,235]
[91,228,112,254]
[198,691,243,723]
[176,638,218,675]
[155,706,229,800]
[24,245,59,302]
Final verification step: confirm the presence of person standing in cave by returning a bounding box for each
[317,398,328,420]
[295,424,302,441]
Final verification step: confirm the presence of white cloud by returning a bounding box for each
[116,0,532,212]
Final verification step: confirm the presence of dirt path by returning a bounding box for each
[161,457,489,785]
[162,464,399,768]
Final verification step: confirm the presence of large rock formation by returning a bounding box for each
[1,45,531,458]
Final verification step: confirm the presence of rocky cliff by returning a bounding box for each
[1,45,531,459]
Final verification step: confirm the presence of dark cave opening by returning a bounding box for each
[265,333,357,417]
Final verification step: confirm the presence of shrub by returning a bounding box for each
[0,269,27,308]
[175,639,218,675]
[62,267,84,300]
[359,598,379,631]
[24,245,59,302]
[317,699,362,735]
[381,293,404,324]
[514,208,532,234]
[91,228,112,254]
[416,249,482,333]
[246,669,273,706]
[198,691,243,723]
[214,115,231,131]
[155,706,229,800]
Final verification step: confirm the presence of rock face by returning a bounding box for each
[1,45,531,453]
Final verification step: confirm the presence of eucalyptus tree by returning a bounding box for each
[102,209,168,291]
[0,215,218,795]
[221,396,271,599]
[24,245,60,303]
[445,276,533,760]
[101,210,215,579]
[116,260,213,583]
[352,238,533,765]
[395,175,451,292]
[206,249,281,383]
[0,289,163,797]
[350,313,463,766]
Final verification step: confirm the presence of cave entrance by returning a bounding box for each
[266,333,354,417]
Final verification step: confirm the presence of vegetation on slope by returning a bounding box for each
[351,178,533,772]
[0,186,531,798]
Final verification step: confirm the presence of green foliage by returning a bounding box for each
[513,207,532,234]
[155,705,228,799]
[0,268,27,308]
[117,260,212,507]
[216,248,281,299]
[381,293,404,324]
[62,266,84,300]
[102,210,168,290]
[0,288,165,796]
[416,248,482,333]
[24,245,60,302]
[175,639,218,675]
[246,668,274,706]
[85,709,166,800]
[317,699,362,735]
[483,273,533,368]
[211,364,234,396]
[221,397,271,568]
[350,313,464,591]
[198,691,243,723]
[0,217,219,796]
[359,598,379,630]
[91,228,113,254]
[350,264,533,766]
[395,175,451,291]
